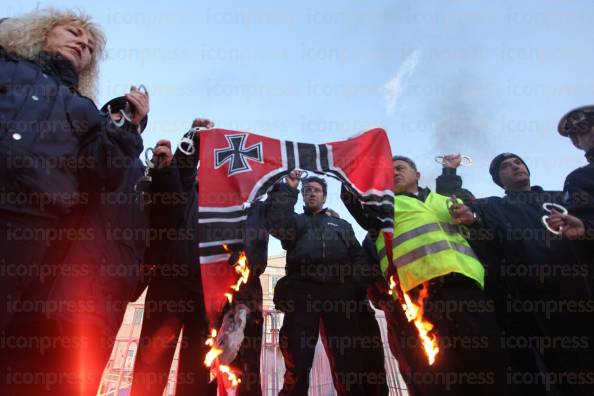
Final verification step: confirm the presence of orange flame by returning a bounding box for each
[230,251,250,292]
[204,346,223,367]
[219,365,242,387]
[389,276,439,365]
[205,329,217,347]
[388,275,397,295]
[203,249,250,388]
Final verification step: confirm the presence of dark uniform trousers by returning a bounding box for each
[278,279,388,396]
[233,281,264,396]
[0,212,56,331]
[402,273,512,396]
[130,270,216,396]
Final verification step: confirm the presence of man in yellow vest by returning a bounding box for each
[344,155,510,395]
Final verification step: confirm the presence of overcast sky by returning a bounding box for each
[6,0,594,253]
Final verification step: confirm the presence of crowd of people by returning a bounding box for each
[0,6,592,396]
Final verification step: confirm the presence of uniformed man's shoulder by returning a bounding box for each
[473,196,503,205]
[566,163,594,180]
[564,164,594,195]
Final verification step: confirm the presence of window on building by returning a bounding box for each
[166,382,174,396]
[124,343,137,369]
[133,308,144,325]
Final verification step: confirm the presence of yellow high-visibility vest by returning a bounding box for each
[376,192,484,292]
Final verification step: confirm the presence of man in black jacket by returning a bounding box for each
[266,171,387,396]
[130,123,216,396]
[551,105,594,241]
[450,153,592,396]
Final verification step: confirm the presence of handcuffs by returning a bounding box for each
[134,121,205,208]
[107,84,148,127]
[541,202,568,235]
[435,155,473,167]
[178,126,201,156]
[134,147,155,208]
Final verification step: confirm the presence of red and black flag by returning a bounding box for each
[197,128,394,326]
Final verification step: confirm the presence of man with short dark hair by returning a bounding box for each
[266,171,387,396]
[344,155,508,396]
[131,120,217,396]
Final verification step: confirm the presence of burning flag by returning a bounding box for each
[203,250,251,391]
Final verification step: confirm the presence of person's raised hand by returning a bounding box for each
[443,154,462,169]
[191,118,215,129]
[126,85,149,127]
[153,139,173,169]
[449,195,475,225]
[285,169,302,189]
[546,211,585,240]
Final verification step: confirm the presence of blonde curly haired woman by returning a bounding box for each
[0,8,104,97]
[0,8,148,396]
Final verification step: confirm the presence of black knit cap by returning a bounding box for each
[100,96,148,133]
[557,105,594,137]
[489,153,530,188]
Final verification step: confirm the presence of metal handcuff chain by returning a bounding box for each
[541,202,568,235]
[107,84,148,127]
[445,196,473,238]
[435,155,473,167]
[178,126,201,156]
[134,147,155,207]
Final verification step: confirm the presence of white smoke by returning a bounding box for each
[384,49,423,117]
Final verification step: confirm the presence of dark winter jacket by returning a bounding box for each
[563,148,594,233]
[466,186,593,324]
[44,159,150,329]
[143,148,200,291]
[562,149,594,289]
[266,183,373,285]
[0,47,143,220]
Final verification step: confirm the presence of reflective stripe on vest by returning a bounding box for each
[378,225,477,265]
[393,239,478,268]
[376,192,484,292]
[393,222,464,246]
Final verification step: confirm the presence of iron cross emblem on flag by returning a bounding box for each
[214,134,263,176]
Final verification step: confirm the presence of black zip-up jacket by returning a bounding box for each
[266,183,374,285]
